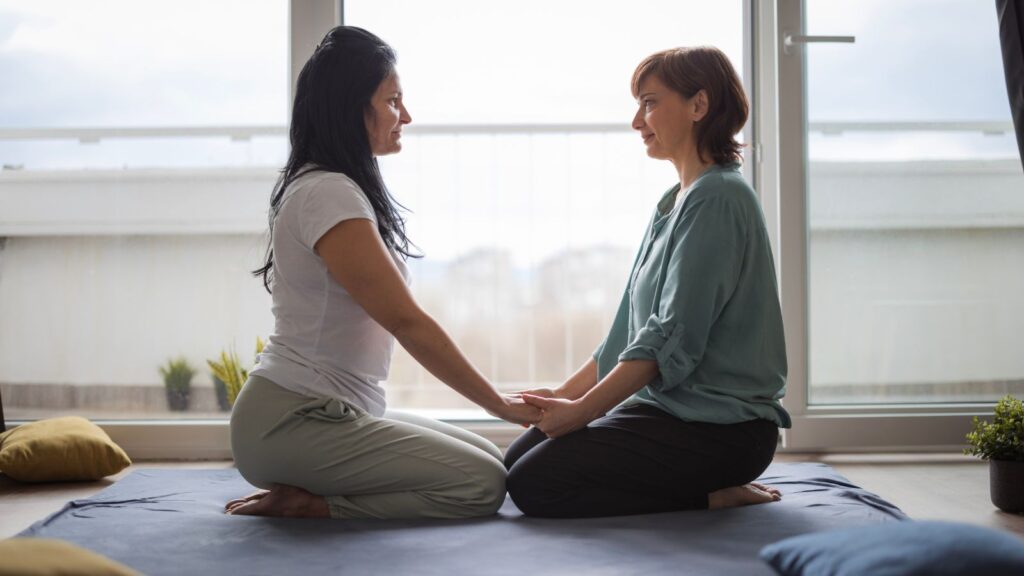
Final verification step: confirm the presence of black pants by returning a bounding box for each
[504,403,778,518]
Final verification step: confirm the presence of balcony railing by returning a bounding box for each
[0,120,1016,143]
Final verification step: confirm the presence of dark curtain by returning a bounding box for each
[0,385,5,432]
[997,0,1024,171]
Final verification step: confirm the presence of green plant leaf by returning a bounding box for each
[964,395,1024,462]
[159,356,195,391]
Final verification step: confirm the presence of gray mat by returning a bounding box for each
[18,463,906,576]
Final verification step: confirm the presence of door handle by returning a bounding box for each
[783,32,855,55]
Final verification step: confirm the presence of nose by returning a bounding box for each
[631,106,644,131]
[399,102,412,125]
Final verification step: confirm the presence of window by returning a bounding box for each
[805,0,1023,405]
[0,0,287,421]
[345,0,746,412]
[1,0,746,426]
[775,0,1024,448]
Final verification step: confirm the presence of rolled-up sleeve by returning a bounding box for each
[618,193,746,391]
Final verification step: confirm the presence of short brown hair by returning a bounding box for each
[631,46,749,165]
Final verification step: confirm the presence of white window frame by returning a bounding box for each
[769,0,991,451]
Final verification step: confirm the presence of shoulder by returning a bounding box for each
[682,164,761,228]
[283,170,376,220]
[288,170,367,201]
[689,164,757,207]
[672,165,760,241]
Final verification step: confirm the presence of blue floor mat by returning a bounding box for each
[18,462,906,576]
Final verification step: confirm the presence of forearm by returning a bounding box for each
[393,315,503,413]
[576,359,658,420]
[522,359,659,438]
[556,358,599,400]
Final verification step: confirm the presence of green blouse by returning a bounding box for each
[594,162,791,428]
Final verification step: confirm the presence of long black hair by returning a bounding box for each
[254,26,419,293]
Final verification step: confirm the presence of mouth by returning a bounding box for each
[642,134,654,144]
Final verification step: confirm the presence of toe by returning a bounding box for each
[752,482,781,497]
[228,500,262,516]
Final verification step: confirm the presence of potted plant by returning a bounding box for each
[159,357,195,412]
[208,337,264,411]
[965,394,1024,514]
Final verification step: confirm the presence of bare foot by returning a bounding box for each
[750,482,782,499]
[225,490,269,513]
[226,484,330,518]
[707,483,782,510]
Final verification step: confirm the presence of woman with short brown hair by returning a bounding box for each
[504,46,791,518]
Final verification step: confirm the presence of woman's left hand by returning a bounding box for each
[519,394,597,438]
[489,394,543,427]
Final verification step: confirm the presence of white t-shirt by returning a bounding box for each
[250,169,409,416]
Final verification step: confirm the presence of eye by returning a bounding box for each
[643,99,655,110]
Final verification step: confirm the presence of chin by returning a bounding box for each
[375,145,402,157]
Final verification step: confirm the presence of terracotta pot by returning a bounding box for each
[990,459,1024,514]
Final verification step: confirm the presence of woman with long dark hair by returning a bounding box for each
[226,26,540,520]
[505,46,790,518]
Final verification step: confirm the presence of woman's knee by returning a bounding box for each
[503,427,547,470]
[231,455,275,491]
[460,456,507,516]
[505,453,566,517]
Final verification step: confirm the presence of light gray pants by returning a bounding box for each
[230,375,506,519]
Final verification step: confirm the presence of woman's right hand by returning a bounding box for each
[511,387,560,399]
[490,394,543,426]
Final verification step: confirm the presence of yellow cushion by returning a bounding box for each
[0,417,131,482]
[0,538,140,576]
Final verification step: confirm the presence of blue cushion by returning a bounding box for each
[760,520,1024,576]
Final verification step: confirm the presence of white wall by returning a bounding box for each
[1,160,1022,401]
[807,160,1024,390]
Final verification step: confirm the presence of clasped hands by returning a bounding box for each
[504,387,598,439]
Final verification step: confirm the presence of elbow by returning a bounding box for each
[386,309,431,342]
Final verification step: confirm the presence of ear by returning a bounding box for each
[691,89,709,123]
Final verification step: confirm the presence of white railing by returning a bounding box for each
[0,126,287,143]
[0,120,1016,142]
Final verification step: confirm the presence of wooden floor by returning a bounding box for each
[2,454,1023,540]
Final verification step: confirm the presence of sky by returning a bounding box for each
[802,0,1017,161]
[0,0,289,127]
[346,0,744,124]
[0,0,1018,170]
[0,0,743,128]
[805,0,1011,122]
[0,0,1016,167]
[0,0,1013,123]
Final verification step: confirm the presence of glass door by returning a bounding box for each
[776,0,1024,449]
